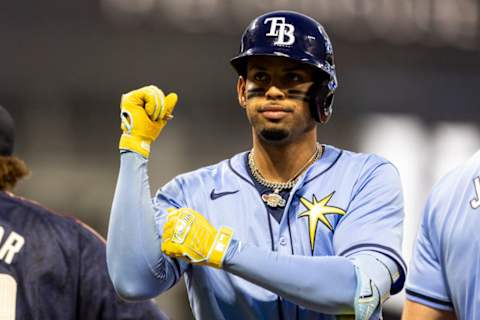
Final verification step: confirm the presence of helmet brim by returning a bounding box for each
[230,47,333,79]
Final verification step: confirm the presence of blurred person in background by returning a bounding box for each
[108,10,406,320]
[0,105,168,319]
[402,151,480,320]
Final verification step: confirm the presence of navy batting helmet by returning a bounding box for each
[230,10,337,123]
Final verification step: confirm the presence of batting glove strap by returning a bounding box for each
[119,134,152,158]
[207,226,234,268]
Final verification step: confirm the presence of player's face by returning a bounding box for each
[237,56,316,143]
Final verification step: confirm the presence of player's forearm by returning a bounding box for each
[402,300,456,320]
[107,152,177,300]
[223,241,356,315]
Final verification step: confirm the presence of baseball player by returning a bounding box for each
[107,11,406,320]
[403,151,480,319]
[0,105,168,319]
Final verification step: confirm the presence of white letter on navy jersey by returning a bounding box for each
[470,176,480,209]
[0,232,25,264]
[264,17,295,46]
[0,273,17,319]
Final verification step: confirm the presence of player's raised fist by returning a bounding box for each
[119,85,178,158]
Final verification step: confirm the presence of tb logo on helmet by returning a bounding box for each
[264,17,295,46]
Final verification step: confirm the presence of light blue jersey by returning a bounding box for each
[148,144,406,319]
[406,150,480,319]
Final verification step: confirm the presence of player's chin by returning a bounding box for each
[259,127,290,142]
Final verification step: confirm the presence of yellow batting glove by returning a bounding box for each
[119,85,178,158]
[161,208,234,269]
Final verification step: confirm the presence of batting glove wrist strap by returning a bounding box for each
[207,226,234,268]
[119,134,152,158]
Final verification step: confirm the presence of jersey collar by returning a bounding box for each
[228,144,343,188]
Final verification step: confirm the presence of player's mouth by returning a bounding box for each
[259,105,292,120]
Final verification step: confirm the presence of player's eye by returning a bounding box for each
[285,72,304,83]
[253,72,270,83]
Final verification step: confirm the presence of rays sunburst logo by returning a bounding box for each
[298,192,346,252]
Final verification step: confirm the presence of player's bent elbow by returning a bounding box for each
[107,260,163,300]
[110,275,160,301]
[107,248,174,300]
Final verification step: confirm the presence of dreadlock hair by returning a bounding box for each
[0,156,30,191]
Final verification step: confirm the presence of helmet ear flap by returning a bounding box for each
[320,93,334,124]
[308,79,334,124]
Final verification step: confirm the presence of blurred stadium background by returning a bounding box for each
[2,1,480,319]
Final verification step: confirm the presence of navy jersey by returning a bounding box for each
[0,191,167,320]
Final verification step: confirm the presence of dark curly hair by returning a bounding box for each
[0,156,30,191]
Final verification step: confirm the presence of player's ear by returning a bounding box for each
[236,76,247,108]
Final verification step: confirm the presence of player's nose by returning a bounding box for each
[265,85,286,100]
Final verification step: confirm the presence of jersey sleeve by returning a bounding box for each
[76,222,169,320]
[333,160,406,294]
[405,196,454,311]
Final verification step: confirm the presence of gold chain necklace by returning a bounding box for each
[248,143,322,208]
